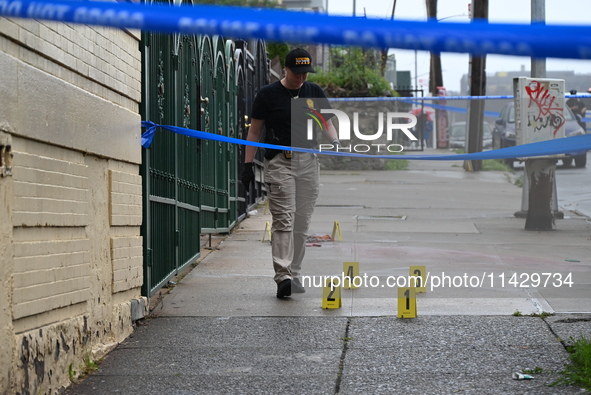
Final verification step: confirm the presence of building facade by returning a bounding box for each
[0,18,145,394]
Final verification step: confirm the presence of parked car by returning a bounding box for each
[492,102,587,168]
[449,121,493,150]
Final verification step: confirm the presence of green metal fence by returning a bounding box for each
[226,41,239,227]
[140,28,203,296]
[140,10,269,296]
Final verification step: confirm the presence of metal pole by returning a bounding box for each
[516,0,548,218]
[522,0,557,230]
[465,0,487,171]
[530,0,546,78]
[414,50,418,89]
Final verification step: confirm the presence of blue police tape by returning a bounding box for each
[2,0,591,58]
[330,94,591,102]
[331,94,591,119]
[141,121,591,161]
[400,100,500,118]
[329,95,515,102]
[330,96,506,117]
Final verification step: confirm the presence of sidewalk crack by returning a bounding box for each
[334,317,352,394]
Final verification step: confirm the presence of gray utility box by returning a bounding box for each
[513,76,566,159]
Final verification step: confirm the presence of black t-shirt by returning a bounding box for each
[250,81,332,149]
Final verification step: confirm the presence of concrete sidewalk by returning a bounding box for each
[66,153,591,394]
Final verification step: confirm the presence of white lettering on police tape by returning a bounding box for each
[0,0,22,16]
[179,17,262,38]
[73,7,144,28]
[26,2,69,19]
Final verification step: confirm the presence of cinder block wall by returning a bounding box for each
[0,17,144,395]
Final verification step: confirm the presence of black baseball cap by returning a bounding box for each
[285,48,316,73]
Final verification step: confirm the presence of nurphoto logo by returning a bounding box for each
[292,99,418,154]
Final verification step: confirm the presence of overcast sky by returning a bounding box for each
[326,0,591,93]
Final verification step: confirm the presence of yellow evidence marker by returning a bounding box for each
[331,221,342,241]
[262,221,272,242]
[409,265,427,293]
[263,199,269,214]
[322,278,342,309]
[397,287,417,318]
[343,261,360,289]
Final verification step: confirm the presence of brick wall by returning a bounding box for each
[0,16,145,395]
[12,139,91,322]
[0,18,141,106]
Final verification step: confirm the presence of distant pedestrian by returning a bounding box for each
[419,112,433,148]
[567,89,587,130]
[240,48,339,299]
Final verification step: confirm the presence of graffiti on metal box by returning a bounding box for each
[525,80,564,136]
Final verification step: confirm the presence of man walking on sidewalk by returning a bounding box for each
[240,48,339,298]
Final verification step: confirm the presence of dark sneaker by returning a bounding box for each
[277,279,292,298]
[291,278,306,294]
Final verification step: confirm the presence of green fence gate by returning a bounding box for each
[141,26,203,296]
[141,15,269,296]
[199,36,233,234]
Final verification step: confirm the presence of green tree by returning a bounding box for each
[266,42,290,68]
[308,47,398,98]
[308,47,404,172]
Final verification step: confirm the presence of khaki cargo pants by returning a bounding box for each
[264,151,319,283]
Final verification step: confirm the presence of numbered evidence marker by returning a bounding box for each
[409,265,427,293]
[262,221,272,242]
[322,278,342,309]
[343,261,360,289]
[331,221,342,241]
[397,287,417,318]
